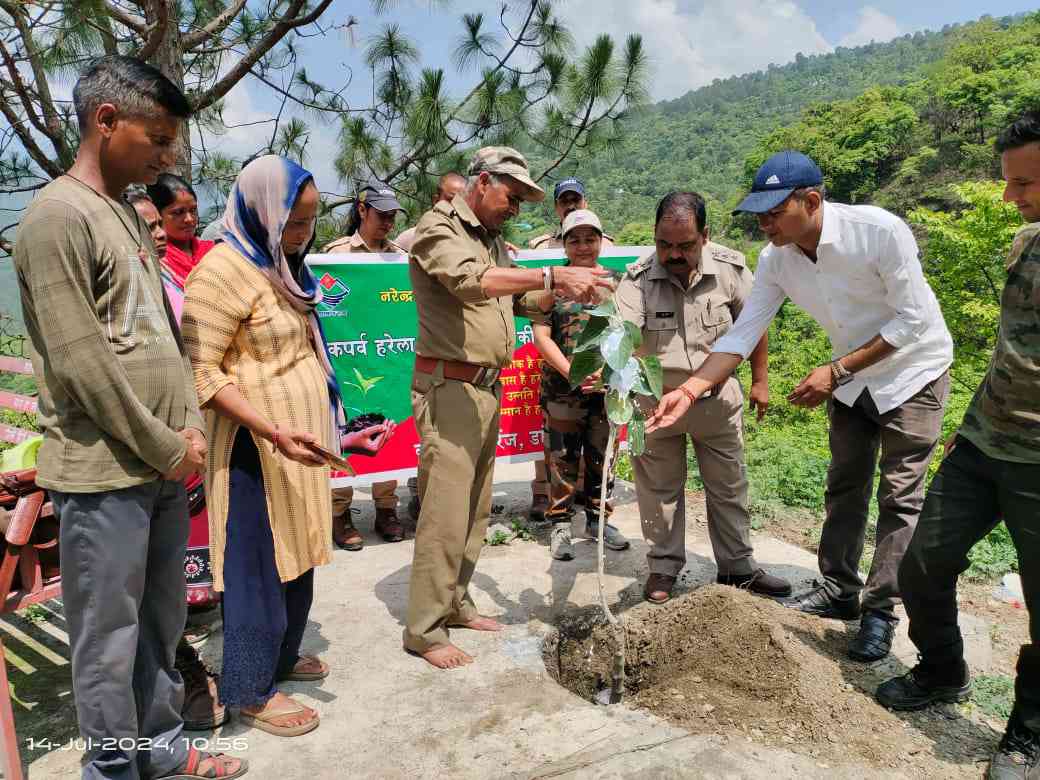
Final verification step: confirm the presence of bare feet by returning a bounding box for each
[240,691,317,730]
[448,616,504,632]
[417,643,474,669]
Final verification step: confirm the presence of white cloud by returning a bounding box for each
[558,0,833,101]
[837,6,902,48]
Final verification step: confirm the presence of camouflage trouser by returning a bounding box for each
[543,393,618,526]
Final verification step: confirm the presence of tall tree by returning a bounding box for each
[0,1,648,252]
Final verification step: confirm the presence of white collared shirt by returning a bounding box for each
[712,201,953,413]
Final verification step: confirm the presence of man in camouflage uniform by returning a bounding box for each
[532,209,630,560]
[528,178,613,520]
[616,192,790,604]
[877,112,1040,780]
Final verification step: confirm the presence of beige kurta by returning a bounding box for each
[182,244,333,589]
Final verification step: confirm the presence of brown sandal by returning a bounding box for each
[278,654,329,682]
[643,573,676,604]
[238,696,319,737]
[159,747,248,778]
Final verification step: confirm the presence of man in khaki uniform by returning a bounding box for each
[322,180,407,550]
[616,192,791,604]
[395,172,466,253]
[405,147,613,669]
[528,177,616,250]
[527,178,614,519]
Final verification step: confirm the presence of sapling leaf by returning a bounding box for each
[606,389,633,424]
[602,325,634,371]
[574,315,610,353]
[587,299,617,318]
[629,412,646,456]
[623,320,643,349]
[638,355,664,399]
[569,349,605,387]
[608,357,641,395]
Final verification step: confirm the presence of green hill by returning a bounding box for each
[514,13,1024,243]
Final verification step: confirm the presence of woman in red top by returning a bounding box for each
[145,174,217,607]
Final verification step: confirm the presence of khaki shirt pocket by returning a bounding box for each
[646,314,679,353]
[702,303,733,342]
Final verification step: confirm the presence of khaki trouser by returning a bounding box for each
[632,377,754,578]
[821,371,949,618]
[403,368,501,653]
[331,481,399,514]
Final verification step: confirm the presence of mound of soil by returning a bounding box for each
[544,585,995,774]
[345,413,386,432]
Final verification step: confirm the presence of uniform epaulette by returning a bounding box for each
[709,241,746,268]
[528,233,553,249]
[626,255,653,279]
[432,200,456,218]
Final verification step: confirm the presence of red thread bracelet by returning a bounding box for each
[678,385,697,404]
[271,424,281,454]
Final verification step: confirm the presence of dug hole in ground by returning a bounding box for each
[11,463,1024,779]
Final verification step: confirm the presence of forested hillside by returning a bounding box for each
[514,12,1029,244]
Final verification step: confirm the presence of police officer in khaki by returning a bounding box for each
[528,177,615,250]
[615,192,791,604]
[405,147,613,669]
[527,177,614,520]
[394,172,467,253]
[322,179,407,551]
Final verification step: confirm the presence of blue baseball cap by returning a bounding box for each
[553,178,585,201]
[733,151,823,214]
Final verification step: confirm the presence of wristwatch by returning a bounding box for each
[830,359,854,387]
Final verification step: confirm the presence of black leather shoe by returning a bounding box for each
[717,569,793,597]
[782,583,860,619]
[988,710,1040,780]
[876,660,971,710]
[848,611,896,662]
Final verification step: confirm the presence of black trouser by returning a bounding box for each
[900,437,1040,731]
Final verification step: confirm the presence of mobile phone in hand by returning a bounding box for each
[305,441,356,474]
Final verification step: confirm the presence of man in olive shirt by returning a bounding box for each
[14,57,244,780]
[616,192,789,604]
[876,112,1040,780]
[405,147,613,669]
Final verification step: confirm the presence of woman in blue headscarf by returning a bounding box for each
[182,156,393,737]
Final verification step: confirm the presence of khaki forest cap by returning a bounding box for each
[560,208,603,238]
[468,146,546,203]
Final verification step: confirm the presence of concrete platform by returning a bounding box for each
[9,462,993,779]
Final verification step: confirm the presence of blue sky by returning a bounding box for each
[208,1,1038,196]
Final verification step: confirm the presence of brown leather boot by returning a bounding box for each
[176,639,227,731]
[333,508,363,551]
[374,507,405,542]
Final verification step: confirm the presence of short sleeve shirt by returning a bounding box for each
[615,241,753,390]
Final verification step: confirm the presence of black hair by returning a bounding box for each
[146,173,197,214]
[995,111,1040,153]
[655,191,707,233]
[73,55,191,134]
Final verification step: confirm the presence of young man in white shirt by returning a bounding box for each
[646,151,953,662]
